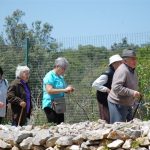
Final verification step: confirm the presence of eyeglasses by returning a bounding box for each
[60,67,66,71]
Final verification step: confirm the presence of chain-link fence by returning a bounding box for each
[1,32,150,125]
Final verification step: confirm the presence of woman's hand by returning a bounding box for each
[20,101,26,108]
[106,88,110,93]
[0,102,4,108]
[65,85,75,93]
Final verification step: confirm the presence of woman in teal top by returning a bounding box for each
[42,57,74,124]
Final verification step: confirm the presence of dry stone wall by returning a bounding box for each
[0,118,150,150]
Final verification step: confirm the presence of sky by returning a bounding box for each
[0,0,150,39]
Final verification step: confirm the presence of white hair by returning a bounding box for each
[15,65,30,78]
[54,57,69,69]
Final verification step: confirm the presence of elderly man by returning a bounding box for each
[108,49,141,124]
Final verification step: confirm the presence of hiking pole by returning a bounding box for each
[18,107,24,126]
[132,95,142,120]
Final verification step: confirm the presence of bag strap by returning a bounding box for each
[52,101,56,109]
[3,79,8,87]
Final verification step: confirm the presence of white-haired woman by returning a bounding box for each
[42,57,74,124]
[7,65,32,126]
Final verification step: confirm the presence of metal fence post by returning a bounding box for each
[23,38,29,66]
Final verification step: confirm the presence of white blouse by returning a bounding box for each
[92,74,109,93]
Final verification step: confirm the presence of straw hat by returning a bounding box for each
[109,54,123,66]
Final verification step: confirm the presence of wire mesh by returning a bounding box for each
[1,32,150,124]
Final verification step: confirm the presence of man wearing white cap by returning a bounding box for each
[108,49,141,124]
[92,54,122,123]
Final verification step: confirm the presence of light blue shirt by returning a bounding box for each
[0,79,8,117]
[42,70,66,109]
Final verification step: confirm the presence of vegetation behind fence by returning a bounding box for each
[1,32,150,125]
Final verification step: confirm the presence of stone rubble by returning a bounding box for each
[0,118,150,149]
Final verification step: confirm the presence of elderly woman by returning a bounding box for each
[42,57,74,124]
[7,65,32,126]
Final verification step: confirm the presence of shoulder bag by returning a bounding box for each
[52,97,66,114]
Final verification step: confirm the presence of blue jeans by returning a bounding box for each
[108,101,133,124]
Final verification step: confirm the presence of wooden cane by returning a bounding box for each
[18,107,24,126]
[132,95,142,120]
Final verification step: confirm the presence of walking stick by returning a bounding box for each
[18,107,24,126]
[132,95,142,120]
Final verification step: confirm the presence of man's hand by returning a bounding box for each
[133,91,141,99]
[20,101,26,108]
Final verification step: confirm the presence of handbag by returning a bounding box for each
[52,97,66,114]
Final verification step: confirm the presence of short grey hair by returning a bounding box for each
[15,65,30,78]
[54,57,69,69]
